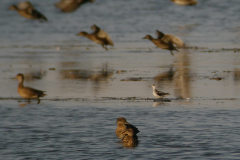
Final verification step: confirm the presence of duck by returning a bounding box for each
[55,0,95,13]
[116,117,139,139]
[121,128,139,148]
[14,73,46,102]
[76,24,114,50]
[151,84,170,100]
[170,0,197,6]
[9,1,48,21]
[143,34,178,55]
[156,30,185,48]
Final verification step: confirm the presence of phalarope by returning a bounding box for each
[151,84,170,100]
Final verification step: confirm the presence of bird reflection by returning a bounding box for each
[55,0,95,13]
[173,49,192,99]
[60,63,113,81]
[154,66,175,81]
[23,70,47,81]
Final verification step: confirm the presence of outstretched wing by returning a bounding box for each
[165,34,185,47]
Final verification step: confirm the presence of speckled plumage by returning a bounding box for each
[116,117,139,139]
[122,128,139,148]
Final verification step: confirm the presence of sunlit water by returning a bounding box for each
[1,0,240,159]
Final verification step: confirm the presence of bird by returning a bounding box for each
[143,34,178,55]
[14,73,46,103]
[170,0,197,6]
[156,30,185,48]
[151,84,170,100]
[9,1,48,21]
[55,0,95,13]
[121,128,139,148]
[116,117,139,139]
[76,24,114,50]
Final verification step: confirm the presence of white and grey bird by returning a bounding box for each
[151,84,170,99]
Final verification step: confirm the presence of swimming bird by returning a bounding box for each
[14,73,46,103]
[55,0,95,13]
[76,24,114,50]
[9,1,48,21]
[156,30,185,48]
[121,128,139,148]
[170,0,197,6]
[143,34,178,55]
[116,117,139,139]
[151,84,170,100]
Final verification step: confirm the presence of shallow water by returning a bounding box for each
[1,0,240,159]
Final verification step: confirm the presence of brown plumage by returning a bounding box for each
[122,128,139,148]
[171,0,197,6]
[156,30,185,48]
[55,0,95,13]
[76,24,114,50]
[143,34,178,55]
[14,73,46,102]
[116,117,139,139]
[9,1,47,21]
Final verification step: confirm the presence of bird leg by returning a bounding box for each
[102,45,108,51]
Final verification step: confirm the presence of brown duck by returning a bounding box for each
[55,0,95,13]
[9,1,47,21]
[76,24,114,50]
[122,128,139,148]
[14,73,46,102]
[143,34,178,55]
[116,117,139,139]
[171,0,197,6]
[156,30,185,48]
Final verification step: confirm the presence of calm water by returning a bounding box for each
[1,0,240,159]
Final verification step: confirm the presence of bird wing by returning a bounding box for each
[156,90,169,96]
[97,30,114,46]
[30,9,48,21]
[55,0,75,9]
[165,34,185,47]
[156,30,165,39]
[127,124,140,133]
